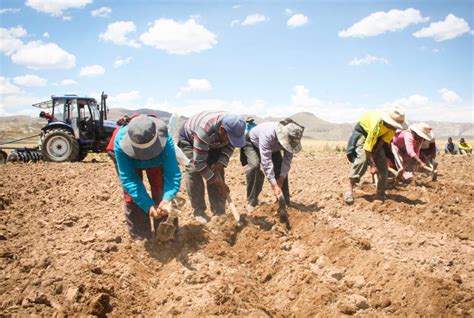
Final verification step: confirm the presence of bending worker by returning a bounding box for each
[178,111,246,224]
[114,115,182,240]
[391,123,434,182]
[344,107,407,204]
[242,118,304,211]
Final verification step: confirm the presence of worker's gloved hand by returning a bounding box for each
[149,203,168,219]
[158,199,171,213]
[272,183,282,198]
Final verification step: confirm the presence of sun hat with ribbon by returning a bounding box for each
[119,115,168,160]
[410,122,434,141]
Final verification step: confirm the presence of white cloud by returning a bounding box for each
[0,77,21,95]
[383,94,473,122]
[43,32,50,38]
[62,15,72,21]
[339,8,429,38]
[91,6,112,18]
[0,8,21,14]
[230,19,240,27]
[438,88,462,103]
[109,90,141,109]
[287,14,309,28]
[285,9,293,15]
[0,26,27,56]
[286,85,369,123]
[25,0,92,17]
[291,85,321,108]
[13,74,47,87]
[0,92,48,117]
[79,65,105,77]
[232,5,240,9]
[176,78,212,98]
[241,14,269,26]
[54,79,78,86]
[349,54,389,66]
[413,14,471,42]
[386,94,430,108]
[140,18,217,55]
[11,41,76,69]
[99,21,140,48]
[114,56,132,68]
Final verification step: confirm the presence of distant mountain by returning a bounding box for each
[107,108,174,121]
[0,109,472,143]
[0,116,43,143]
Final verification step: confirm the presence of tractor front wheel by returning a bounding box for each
[40,129,80,162]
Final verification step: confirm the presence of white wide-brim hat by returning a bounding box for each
[381,107,408,130]
[410,123,434,141]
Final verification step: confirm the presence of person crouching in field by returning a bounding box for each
[458,138,472,155]
[242,119,304,211]
[391,123,434,182]
[110,115,182,241]
[344,107,407,204]
[178,111,246,224]
[445,137,459,155]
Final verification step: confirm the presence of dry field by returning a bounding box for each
[0,140,473,316]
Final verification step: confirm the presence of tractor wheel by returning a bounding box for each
[40,128,80,162]
[0,151,7,164]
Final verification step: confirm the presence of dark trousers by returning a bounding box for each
[242,141,290,206]
[108,151,163,240]
[178,140,226,215]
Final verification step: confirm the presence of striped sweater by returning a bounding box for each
[181,111,234,181]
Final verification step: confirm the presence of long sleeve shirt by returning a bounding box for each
[249,122,293,185]
[392,129,423,158]
[358,111,395,152]
[114,127,182,214]
[182,111,234,181]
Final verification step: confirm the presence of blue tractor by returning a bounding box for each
[33,92,117,162]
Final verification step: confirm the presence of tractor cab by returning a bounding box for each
[34,92,117,162]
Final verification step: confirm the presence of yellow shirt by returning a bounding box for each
[358,111,395,152]
[458,142,472,151]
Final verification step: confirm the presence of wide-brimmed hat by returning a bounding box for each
[276,119,304,154]
[410,123,434,141]
[381,107,408,130]
[119,115,168,160]
[222,114,246,148]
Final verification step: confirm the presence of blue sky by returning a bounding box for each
[0,0,472,123]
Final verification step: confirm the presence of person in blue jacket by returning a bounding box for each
[114,115,182,240]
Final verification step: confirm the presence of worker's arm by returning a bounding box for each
[192,127,213,181]
[161,135,182,202]
[259,139,277,186]
[115,147,154,214]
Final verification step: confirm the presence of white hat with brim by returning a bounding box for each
[410,123,434,141]
[276,122,304,154]
[381,108,408,130]
[119,115,168,160]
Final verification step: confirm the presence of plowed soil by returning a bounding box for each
[0,149,473,317]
